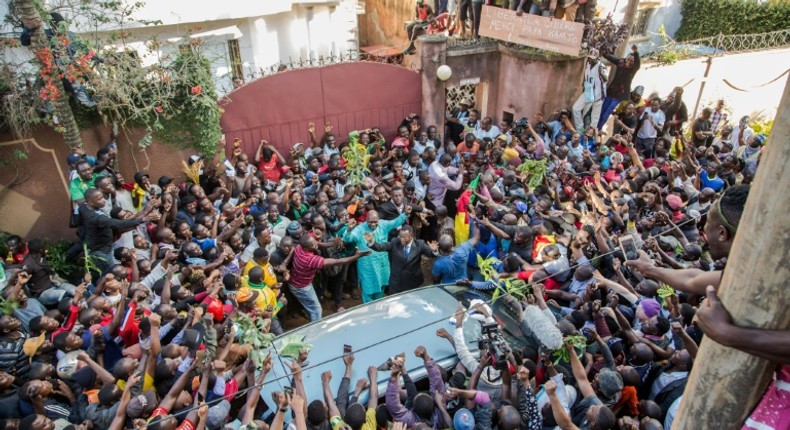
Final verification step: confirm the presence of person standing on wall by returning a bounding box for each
[572,48,608,133]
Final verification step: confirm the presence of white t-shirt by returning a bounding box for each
[637,109,666,139]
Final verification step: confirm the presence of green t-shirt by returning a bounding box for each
[69,176,96,202]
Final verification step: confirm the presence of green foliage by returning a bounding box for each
[234,312,276,367]
[646,25,697,66]
[82,243,104,275]
[675,0,790,41]
[45,240,79,277]
[342,133,371,187]
[151,49,224,157]
[552,335,588,365]
[657,283,676,299]
[751,118,774,138]
[0,295,18,317]
[515,158,548,189]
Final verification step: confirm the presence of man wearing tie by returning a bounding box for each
[367,225,438,294]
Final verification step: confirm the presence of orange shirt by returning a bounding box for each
[614,386,639,416]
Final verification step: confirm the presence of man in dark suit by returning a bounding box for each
[367,225,438,294]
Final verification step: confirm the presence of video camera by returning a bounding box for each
[477,322,510,370]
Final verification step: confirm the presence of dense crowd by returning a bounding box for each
[1,33,785,430]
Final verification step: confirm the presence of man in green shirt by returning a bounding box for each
[69,160,97,206]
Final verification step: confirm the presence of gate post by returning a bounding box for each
[416,35,449,131]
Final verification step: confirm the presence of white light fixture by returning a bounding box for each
[437,64,452,81]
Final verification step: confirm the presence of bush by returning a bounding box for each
[675,0,790,41]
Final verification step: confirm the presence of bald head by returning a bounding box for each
[438,234,454,253]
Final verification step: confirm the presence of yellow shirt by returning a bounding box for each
[330,408,376,430]
[242,261,277,287]
[241,277,280,316]
[117,374,155,392]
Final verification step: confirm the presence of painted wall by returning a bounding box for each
[422,39,586,130]
[219,62,422,158]
[359,0,413,51]
[0,127,190,241]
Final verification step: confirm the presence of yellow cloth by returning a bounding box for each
[131,184,147,211]
[117,373,155,392]
[330,408,376,430]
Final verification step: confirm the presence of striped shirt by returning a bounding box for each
[290,245,325,288]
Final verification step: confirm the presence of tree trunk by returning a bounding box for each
[16,0,83,149]
[615,0,640,57]
[673,73,790,428]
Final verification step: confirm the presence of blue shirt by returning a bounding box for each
[432,241,474,283]
[700,170,726,192]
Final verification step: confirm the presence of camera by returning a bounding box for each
[477,323,509,370]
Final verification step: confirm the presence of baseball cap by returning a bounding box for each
[453,408,475,430]
[587,48,600,59]
[23,333,46,363]
[597,368,624,399]
[133,172,150,184]
[127,390,158,419]
[236,287,256,304]
[66,152,86,166]
[515,201,528,213]
[207,400,232,429]
[158,175,174,189]
[57,350,82,379]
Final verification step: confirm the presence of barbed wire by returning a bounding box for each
[147,210,707,427]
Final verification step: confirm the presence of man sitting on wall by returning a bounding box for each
[404,0,434,55]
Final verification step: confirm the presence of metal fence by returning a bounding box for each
[684,28,790,55]
[243,49,416,81]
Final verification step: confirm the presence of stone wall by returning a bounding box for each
[359,0,413,50]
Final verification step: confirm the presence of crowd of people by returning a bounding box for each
[1,32,786,430]
[403,0,598,52]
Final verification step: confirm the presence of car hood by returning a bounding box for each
[256,286,484,412]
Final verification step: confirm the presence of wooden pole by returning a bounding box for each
[615,0,641,57]
[673,73,790,429]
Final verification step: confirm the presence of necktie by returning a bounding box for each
[404,246,410,258]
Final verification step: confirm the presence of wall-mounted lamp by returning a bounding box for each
[437,65,452,81]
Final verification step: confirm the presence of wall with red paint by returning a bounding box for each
[219,62,422,158]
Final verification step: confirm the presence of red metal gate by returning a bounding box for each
[220,62,422,159]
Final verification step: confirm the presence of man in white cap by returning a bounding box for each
[572,48,607,133]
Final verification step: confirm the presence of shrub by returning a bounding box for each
[675,0,790,41]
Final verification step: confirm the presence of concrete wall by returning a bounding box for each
[359,0,413,50]
[633,47,790,122]
[0,127,190,241]
[494,46,584,122]
[420,37,585,130]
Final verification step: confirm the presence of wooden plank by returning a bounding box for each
[478,5,584,57]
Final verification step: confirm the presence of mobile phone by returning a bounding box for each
[343,344,352,354]
[284,386,293,398]
[619,234,638,261]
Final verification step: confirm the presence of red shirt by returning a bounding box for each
[289,245,325,289]
[258,157,282,182]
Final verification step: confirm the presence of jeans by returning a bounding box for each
[598,96,622,130]
[38,283,77,306]
[636,136,656,159]
[572,94,603,132]
[91,250,113,276]
[289,284,322,322]
[472,1,483,37]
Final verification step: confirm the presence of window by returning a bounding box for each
[227,39,243,80]
[630,8,655,37]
